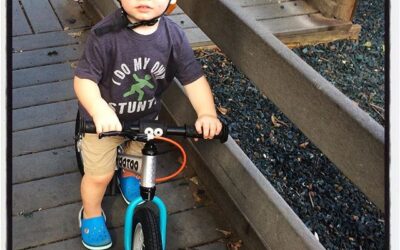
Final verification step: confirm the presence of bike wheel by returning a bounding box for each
[132,208,162,250]
[74,111,85,176]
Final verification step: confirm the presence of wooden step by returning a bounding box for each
[13,199,222,249]
[12,63,74,88]
[21,0,62,33]
[12,0,32,36]
[12,121,75,157]
[13,80,76,109]
[13,44,83,70]
[13,100,77,131]
[13,146,77,184]
[13,31,80,51]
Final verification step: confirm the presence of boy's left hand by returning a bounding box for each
[195,115,222,139]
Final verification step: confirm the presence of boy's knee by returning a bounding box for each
[84,171,114,185]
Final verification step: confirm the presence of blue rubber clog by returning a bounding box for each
[79,207,112,250]
[117,170,141,204]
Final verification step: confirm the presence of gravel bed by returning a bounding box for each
[292,0,385,126]
[193,0,385,249]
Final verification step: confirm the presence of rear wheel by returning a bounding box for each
[132,208,162,250]
[74,111,85,176]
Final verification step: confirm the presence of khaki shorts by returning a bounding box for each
[81,133,144,176]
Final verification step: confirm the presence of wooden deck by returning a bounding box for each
[167,0,360,48]
[12,1,235,249]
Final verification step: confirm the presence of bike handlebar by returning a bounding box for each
[82,120,229,143]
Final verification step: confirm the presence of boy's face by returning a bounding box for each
[121,0,177,22]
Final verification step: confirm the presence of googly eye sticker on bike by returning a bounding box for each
[144,127,156,140]
[144,127,164,140]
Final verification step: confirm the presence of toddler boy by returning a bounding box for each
[74,0,222,249]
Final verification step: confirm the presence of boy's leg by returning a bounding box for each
[80,133,124,218]
[117,141,144,204]
[81,172,114,218]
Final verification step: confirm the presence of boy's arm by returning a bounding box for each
[183,76,222,139]
[74,76,122,134]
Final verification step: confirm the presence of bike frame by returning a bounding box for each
[117,140,169,250]
[77,116,229,250]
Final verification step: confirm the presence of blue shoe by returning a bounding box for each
[117,170,141,204]
[79,207,112,250]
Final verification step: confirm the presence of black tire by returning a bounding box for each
[74,111,85,176]
[132,208,162,250]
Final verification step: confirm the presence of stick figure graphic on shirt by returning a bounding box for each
[123,74,155,101]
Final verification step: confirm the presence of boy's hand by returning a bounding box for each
[195,115,222,139]
[92,106,122,134]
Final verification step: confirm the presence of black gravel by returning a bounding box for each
[193,0,385,249]
[292,0,385,126]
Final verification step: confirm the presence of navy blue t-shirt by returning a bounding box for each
[75,9,203,122]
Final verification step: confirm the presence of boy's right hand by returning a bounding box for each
[92,105,122,134]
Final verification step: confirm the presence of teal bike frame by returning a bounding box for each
[124,196,167,250]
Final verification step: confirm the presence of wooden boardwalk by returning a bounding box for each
[164,0,359,48]
[12,1,234,249]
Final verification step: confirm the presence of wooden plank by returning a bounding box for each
[334,0,357,21]
[168,14,197,29]
[12,202,102,249]
[258,13,352,36]
[13,172,81,216]
[12,202,221,249]
[12,121,75,157]
[279,24,361,48]
[12,63,74,89]
[185,28,213,48]
[307,0,357,21]
[30,228,227,250]
[21,0,62,33]
[13,173,194,216]
[13,100,77,131]
[28,227,125,250]
[238,0,291,7]
[50,0,93,29]
[12,44,83,70]
[26,207,222,250]
[194,242,228,249]
[28,227,126,250]
[12,0,32,36]
[243,1,318,20]
[167,207,223,249]
[306,0,336,18]
[158,178,196,213]
[13,80,75,109]
[12,31,79,52]
[12,146,77,184]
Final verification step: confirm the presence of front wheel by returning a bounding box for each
[132,208,162,250]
